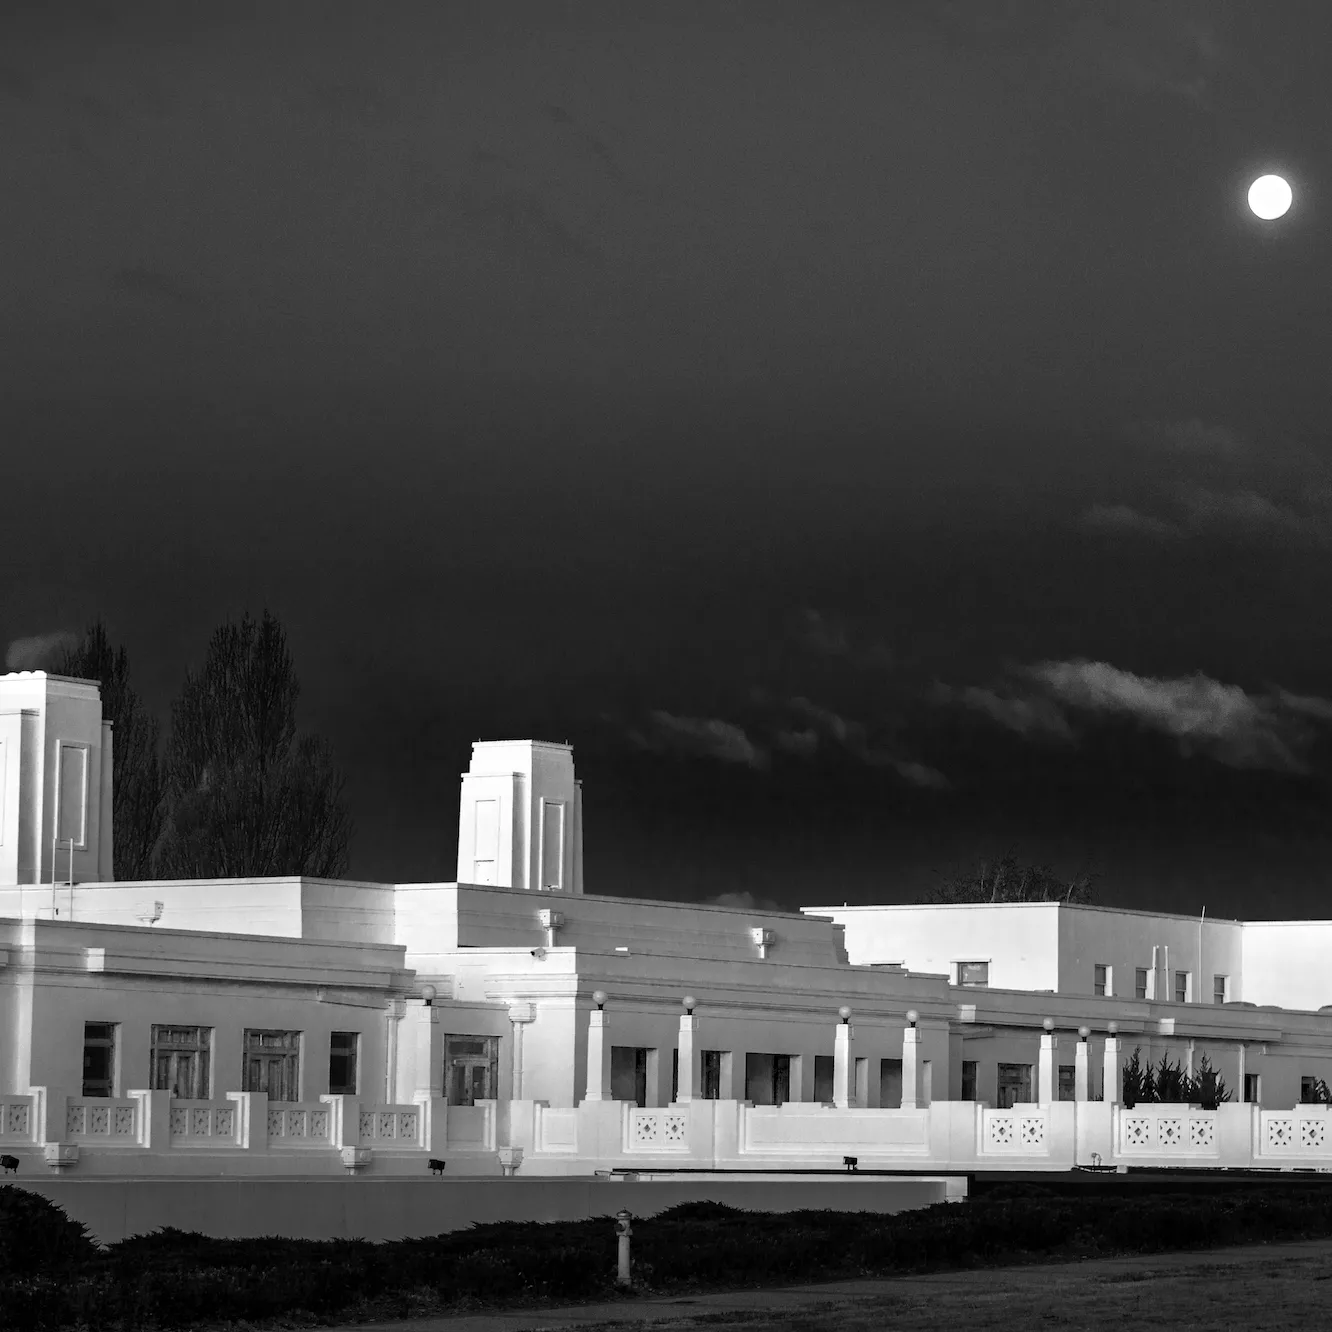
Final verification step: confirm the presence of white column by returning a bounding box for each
[584,992,612,1102]
[833,1007,853,1109]
[1237,1042,1247,1102]
[901,1010,921,1110]
[508,1003,535,1101]
[1038,1019,1057,1106]
[1074,1027,1090,1101]
[1103,1027,1123,1104]
[676,998,700,1103]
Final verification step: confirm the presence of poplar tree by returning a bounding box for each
[154,611,352,879]
[925,852,1097,904]
[56,623,163,881]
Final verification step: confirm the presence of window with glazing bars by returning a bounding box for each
[151,1025,212,1099]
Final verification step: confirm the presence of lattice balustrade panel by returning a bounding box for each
[359,1112,375,1138]
[1121,1116,1152,1149]
[376,1112,396,1138]
[216,1109,235,1138]
[1190,1118,1216,1149]
[629,1110,689,1149]
[1018,1116,1046,1147]
[1266,1116,1295,1151]
[90,1107,110,1135]
[66,1106,86,1136]
[986,1116,1016,1149]
[3,1103,30,1138]
[113,1107,135,1136]
[1158,1118,1184,1149]
[1301,1118,1328,1151]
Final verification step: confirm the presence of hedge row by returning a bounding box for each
[7,1184,1332,1330]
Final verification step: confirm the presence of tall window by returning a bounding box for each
[1058,1065,1076,1101]
[611,1046,650,1106]
[1174,971,1190,1004]
[879,1058,903,1108]
[241,1029,301,1103]
[701,1050,723,1100]
[1301,1076,1322,1105]
[744,1053,791,1106]
[151,1025,212,1099]
[82,1022,116,1097]
[960,1061,978,1101]
[1135,968,1149,1000]
[957,961,989,988]
[1244,1073,1260,1104]
[444,1034,499,1106]
[1093,964,1109,997]
[1213,975,1229,1005]
[329,1032,358,1095]
[996,1063,1032,1109]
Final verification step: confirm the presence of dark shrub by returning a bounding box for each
[0,1185,101,1276]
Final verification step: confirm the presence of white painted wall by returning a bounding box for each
[804,903,1061,992]
[1242,921,1332,1012]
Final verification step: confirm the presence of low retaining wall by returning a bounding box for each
[3,1174,965,1246]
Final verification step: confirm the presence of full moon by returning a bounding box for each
[1248,174,1293,220]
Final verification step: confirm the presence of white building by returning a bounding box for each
[3,668,1332,1178]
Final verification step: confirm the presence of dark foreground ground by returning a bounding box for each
[317,1237,1332,1332]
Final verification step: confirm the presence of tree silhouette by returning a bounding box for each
[154,611,351,879]
[925,851,1097,904]
[56,623,163,880]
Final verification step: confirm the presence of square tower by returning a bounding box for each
[455,740,583,893]
[0,672,113,886]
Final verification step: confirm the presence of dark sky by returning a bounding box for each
[5,1,1332,919]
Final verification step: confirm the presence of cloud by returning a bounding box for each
[797,609,894,668]
[5,631,78,671]
[774,727,819,758]
[931,682,1075,741]
[1124,418,1245,457]
[784,697,949,789]
[705,890,790,914]
[1178,487,1328,540]
[1031,659,1328,773]
[1080,504,1180,538]
[633,711,768,770]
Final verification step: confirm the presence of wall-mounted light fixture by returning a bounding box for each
[750,927,775,960]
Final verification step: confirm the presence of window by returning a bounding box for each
[957,961,989,988]
[813,1054,835,1103]
[1213,975,1229,1005]
[1093,964,1109,997]
[1058,1064,1076,1101]
[996,1063,1032,1109]
[242,1029,301,1102]
[701,1050,723,1101]
[444,1034,499,1106]
[1135,968,1149,1000]
[1301,1076,1322,1105]
[82,1022,116,1097]
[150,1025,211,1099]
[1174,971,1190,1004]
[329,1032,358,1095]
[1243,1073,1260,1104]
[880,1057,903,1108]
[960,1061,978,1101]
[744,1053,791,1106]
[612,1046,650,1106]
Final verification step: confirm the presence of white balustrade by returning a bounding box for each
[0,1095,35,1142]
[534,1104,579,1154]
[743,1103,931,1156]
[357,1105,422,1148]
[168,1100,241,1146]
[266,1103,332,1145]
[66,1098,141,1144]
[1115,1105,1218,1157]
[445,1100,496,1151]
[981,1106,1049,1154]
[626,1106,690,1152]
[1260,1106,1332,1157]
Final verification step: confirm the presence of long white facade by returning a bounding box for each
[2,669,1332,1179]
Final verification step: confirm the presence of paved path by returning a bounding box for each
[314,1237,1332,1332]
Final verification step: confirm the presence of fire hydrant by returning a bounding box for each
[614,1209,633,1286]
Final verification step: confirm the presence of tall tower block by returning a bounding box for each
[456,741,583,893]
[0,672,113,887]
